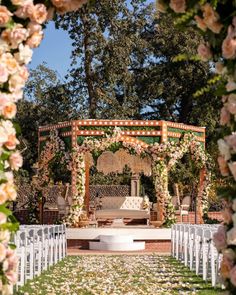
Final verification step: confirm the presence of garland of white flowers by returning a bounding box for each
[0,0,87,292]
[66,129,209,227]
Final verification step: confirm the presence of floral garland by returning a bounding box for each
[156,0,236,292]
[150,133,208,224]
[67,129,208,227]
[31,130,70,223]
[33,130,70,189]
[66,152,85,227]
[0,0,88,292]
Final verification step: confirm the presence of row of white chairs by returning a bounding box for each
[171,224,222,287]
[14,224,67,288]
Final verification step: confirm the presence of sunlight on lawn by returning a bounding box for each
[17,255,223,295]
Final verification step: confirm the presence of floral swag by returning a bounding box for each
[157,0,236,292]
[66,128,209,228]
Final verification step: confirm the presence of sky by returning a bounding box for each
[29,21,72,78]
[29,1,154,78]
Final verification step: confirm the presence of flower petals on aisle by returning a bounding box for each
[18,255,219,295]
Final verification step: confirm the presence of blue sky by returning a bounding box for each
[29,1,154,78]
[29,21,72,78]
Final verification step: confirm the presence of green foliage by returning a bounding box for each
[89,165,132,186]
[140,173,156,202]
[17,63,77,174]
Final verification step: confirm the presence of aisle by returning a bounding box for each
[18,255,222,295]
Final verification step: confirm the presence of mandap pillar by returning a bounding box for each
[71,121,78,199]
[155,120,168,224]
[84,157,90,216]
[153,161,168,225]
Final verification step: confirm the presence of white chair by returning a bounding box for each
[16,231,26,288]
[25,229,34,281]
[34,228,43,276]
[179,196,191,223]
[189,226,196,271]
[43,227,49,271]
[171,224,176,257]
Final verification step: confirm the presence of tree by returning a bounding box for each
[16,63,76,173]
[56,0,154,119]
[56,2,220,142]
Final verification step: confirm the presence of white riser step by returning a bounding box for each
[99,235,133,243]
[89,241,145,251]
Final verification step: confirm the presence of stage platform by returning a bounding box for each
[67,227,171,240]
[66,227,171,253]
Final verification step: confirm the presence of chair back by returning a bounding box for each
[172,196,180,208]
[181,196,191,207]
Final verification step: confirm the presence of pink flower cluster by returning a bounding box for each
[157,0,236,292]
[0,0,88,291]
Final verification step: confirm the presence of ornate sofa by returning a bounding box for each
[95,196,150,224]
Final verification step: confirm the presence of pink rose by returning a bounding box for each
[0,186,7,205]
[227,94,236,115]
[222,207,233,224]
[0,6,12,27]
[0,64,8,83]
[220,106,231,126]
[9,151,22,170]
[14,2,34,19]
[228,162,236,181]
[1,183,17,201]
[0,213,6,225]
[226,80,236,92]
[31,4,47,24]
[169,0,186,13]
[0,39,9,55]
[222,37,236,59]
[202,3,219,25]
[8,24,28,48]
[201,4,223,33]
[14,44,33,65]
[5,134,19,151]
[0,243,6,262]
[2,103,17,119]
[5,270,17,284]
[194,15,207,31]
[0,126,8,147]
[7,255,18,272]
[1,53,19,75]
[221,253,235,279]
[26,30,43,48]
[52,0,87,14]
[8,73,25,92]
[225,134,236,151]
[227,227,236,245]
[18,65,29,81]
[27,21,42,35]
[197,43,212,61]
[207,21,223,34]
[230,265,236,286]
[215,62,226,74]
[213,225,227,251]
[11,0,32,5]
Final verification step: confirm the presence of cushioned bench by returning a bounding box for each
[95,196,150,224]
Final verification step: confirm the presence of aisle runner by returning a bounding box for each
[18,255,221,295]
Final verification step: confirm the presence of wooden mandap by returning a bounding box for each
[38,119,206,225]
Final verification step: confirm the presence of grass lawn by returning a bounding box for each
[17,255,224,295]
